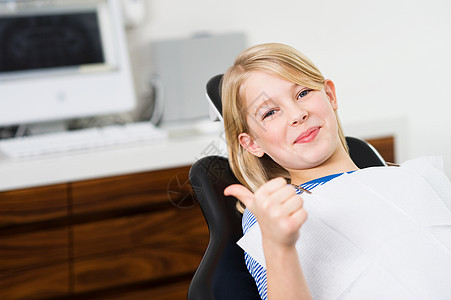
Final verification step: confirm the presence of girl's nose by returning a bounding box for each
[290,109,308,126]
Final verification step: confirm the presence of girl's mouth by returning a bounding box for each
[295,127,320,144]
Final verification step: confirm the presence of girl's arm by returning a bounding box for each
[263,236,312,299]
[225,177,312,300]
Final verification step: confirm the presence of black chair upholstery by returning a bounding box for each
[206,74,224,118]
[188,156,261,300]
[345,136,386,168]
[187,74,386,300]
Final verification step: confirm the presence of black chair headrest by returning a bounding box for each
[206,74,224,117]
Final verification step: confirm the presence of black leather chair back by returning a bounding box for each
[188,156,261,300]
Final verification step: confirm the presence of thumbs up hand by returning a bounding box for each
[224,177,308,248]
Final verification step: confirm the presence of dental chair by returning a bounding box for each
[187,74,386,300]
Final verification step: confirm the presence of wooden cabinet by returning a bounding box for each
[72,209,208,294]
[0,166,209,300]
[0,184,68,227]
[0,228,70,299]
[0,184,70,299]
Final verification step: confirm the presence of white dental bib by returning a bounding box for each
[237,157,451,300]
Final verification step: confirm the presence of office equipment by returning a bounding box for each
[0,0,135,127]
[120,0,145,28]
[150,33,246,126]
[0,122,167,158]
[187,74,387,300]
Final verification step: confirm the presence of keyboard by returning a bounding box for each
[0,122,168,159]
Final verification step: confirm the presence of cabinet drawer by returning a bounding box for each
[0,227,69,272]
[0,228,69,300]
[72,207,208,293]
[71,166,193,215]
[86,279,191,300]
[73,246,201,294]
[73,207,207,258]
[0,263,69,300]
[0,184,68,227]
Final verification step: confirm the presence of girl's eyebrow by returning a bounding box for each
[254,99,272,118]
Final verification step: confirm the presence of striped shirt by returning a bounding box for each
[242,173,345,300]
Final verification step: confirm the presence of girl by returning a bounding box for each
[221,43,451,299]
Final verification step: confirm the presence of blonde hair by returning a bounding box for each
[222,43,347,211]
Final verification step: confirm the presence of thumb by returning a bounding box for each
[224,184,254,208]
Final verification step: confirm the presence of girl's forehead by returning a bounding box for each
[243,72,297,100]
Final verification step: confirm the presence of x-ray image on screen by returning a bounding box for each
[0,12,104,73]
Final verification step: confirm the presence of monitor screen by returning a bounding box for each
[0,0,136,127]
[0,11,104,73]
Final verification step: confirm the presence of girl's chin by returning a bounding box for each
[290,155,331,169]
[283,160,327,171]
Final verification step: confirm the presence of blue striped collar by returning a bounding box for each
[301,172,345,186]
[296,171,356,193]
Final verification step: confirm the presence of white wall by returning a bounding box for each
[126,0,451,176]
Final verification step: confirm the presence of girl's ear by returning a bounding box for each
[238,133,265,157]
[324,79,338,110]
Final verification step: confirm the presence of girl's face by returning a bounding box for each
[238,71,343,173]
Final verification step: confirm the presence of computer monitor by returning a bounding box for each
[0,0,136,127]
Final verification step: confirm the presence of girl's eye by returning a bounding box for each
[297,89,311,99]
[262,108,278,120]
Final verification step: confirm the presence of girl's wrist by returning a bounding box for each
[262,236,298,258]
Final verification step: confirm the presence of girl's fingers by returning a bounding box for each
[224,184,254,208]
[284,194,304,215]
[289,207,308,227]
[275,184,299,205]
[256,177,287,197]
